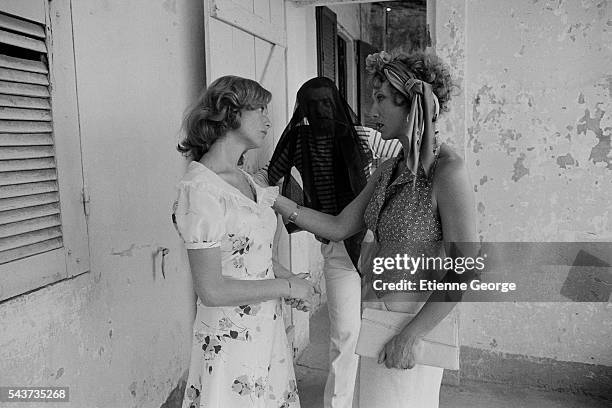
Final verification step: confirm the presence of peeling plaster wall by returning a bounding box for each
[436,0,612,373]
[466,0,612,242]
[435,0,467,153]
[0,0,204,406]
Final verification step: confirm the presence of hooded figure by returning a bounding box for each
[268,77,372,271]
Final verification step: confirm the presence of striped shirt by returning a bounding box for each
[264,125,372,215]
[366,127,403,162]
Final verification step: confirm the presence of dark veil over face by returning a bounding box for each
[295,77,359,131]
[269,76,370,213]
[268,77,372,271]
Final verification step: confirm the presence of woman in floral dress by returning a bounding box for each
[173,76,317,408]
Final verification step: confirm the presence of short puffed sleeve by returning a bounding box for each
[172,183,226,249]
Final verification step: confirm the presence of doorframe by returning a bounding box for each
[337,23,357,112]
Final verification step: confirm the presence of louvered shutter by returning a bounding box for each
[0,12,62,265]
[316,6,337,82]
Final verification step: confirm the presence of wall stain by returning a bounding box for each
[603,75,612,95]
[56,367,64,379]
[111,244,136,257]
[478,202,486,214]
[512,153,530,181]
[110,243,153,257]
[556,153,576,168]
[440,7,465,77]
[500,129,522,154]
[577,105,611,169]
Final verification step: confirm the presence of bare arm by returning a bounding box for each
[271,214,293,279]
[187,248,315,307]
[381,153,478,369]
[403,153,478,335]
[273,161,388,241]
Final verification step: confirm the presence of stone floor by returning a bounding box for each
[295,305,610,408]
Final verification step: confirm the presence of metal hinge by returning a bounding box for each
[82,187,91,217]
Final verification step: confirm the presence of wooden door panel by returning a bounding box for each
[253,0,270,21]
[234,0,254,12]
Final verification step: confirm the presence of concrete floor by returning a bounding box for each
[295,305,610,408]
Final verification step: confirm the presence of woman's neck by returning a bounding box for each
[200,134,245,173]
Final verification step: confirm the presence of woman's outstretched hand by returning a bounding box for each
[378,326,425,370]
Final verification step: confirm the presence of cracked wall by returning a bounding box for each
[466,0,612,241]
[436,0,612,384]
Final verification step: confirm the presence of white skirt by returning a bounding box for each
[359,357,443,408]
[357,300,443,408]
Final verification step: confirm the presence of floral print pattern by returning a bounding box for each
[280,380,299,407]
[184,384,201,408]
[176,162,299,407]
[235,303,262,317]
[229,234,251,255]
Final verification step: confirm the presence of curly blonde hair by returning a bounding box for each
[177,76,271,161]
[366,50,456,113]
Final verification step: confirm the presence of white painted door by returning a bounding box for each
[203,0,288,172]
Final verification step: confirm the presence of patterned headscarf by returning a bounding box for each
[367,53,440,186]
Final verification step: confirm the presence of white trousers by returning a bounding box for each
[321,241,362,408]
[357,301,443,408]
[359,357,443,408]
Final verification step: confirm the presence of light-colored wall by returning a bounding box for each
[0,0,205,406]
[436,0,612,367]
[328,3,362,39]
[286,3,319,109]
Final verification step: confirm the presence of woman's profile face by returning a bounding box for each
[235,106,271,149]
[370,81,409,140]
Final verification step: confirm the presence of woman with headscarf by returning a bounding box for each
[264,77,372,408]
[271,52,478,407]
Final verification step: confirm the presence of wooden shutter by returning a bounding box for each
[316,6,337,82]
[0,11,62,265]
[337,35,347,101]
[356,40,377,127]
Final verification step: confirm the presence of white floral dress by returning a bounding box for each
[173,161,300,408]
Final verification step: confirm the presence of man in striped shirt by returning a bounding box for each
[365,126,403,171]
[255,77,372,408]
